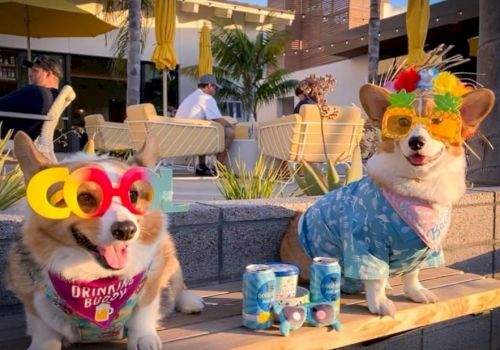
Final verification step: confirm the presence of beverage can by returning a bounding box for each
[242,264,275,329]
[266,262,299,301]
[310,257,341,306]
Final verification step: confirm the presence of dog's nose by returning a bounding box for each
[408,136,425,151]
[111,220,137,241]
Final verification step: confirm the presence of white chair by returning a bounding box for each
[125,103,225,171]
[0,85,76,162]
[84,114,133,154]
[258,104,365,164]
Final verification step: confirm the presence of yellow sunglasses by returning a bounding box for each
[381,108,463,146]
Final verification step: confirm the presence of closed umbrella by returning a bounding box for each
[151,0,177,113]
[198,24,212,77]
[0,0,116,60]
[405,0,430,66]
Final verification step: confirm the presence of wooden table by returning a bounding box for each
[1,267,499,350]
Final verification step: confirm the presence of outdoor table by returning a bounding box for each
[1,267,500,349]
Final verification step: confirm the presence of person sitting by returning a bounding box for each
[293,86,315,114]
[0,55,63,139]
[175,74,235,176]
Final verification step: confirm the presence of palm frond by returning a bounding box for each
[200,22,295,120]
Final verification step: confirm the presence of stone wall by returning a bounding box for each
[1,189,499,307]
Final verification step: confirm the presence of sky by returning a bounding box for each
[231,1,445,9]
[232,0,267,6]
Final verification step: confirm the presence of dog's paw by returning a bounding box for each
[127,333,161,350]
[404,286,439,304]
[367,296,396,317]
[176,290,205,314]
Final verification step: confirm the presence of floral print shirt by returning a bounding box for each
[298,176,450,293]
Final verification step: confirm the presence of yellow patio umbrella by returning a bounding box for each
[405,0,430,66]
[198,24,213,77]
[151,0,178,112]
[0,0,116,60]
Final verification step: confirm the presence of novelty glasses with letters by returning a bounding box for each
[26,166,187,219]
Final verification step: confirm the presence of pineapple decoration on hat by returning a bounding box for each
[379,45,494,158]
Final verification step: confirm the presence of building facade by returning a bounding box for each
[0,0,294,149]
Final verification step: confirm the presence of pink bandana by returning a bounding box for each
[381,189,451,250]
[49,271,146,329]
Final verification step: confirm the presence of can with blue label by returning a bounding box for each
[266,263,300,301]
[242,264,276,329]
[310,257,341,306]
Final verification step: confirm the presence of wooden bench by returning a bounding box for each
[1,267,499,350]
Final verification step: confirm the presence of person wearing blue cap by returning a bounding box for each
[176,74,235,176]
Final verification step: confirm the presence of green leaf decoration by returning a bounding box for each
[434,92,462,113]
[388,90,416,108]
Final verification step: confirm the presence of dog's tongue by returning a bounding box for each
[98,242,128,270]
[409,154,426,165]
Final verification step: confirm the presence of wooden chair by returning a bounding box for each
[125,103,225,170]
[0,85,76,162]
[258,104,365,164]
[84,114,133,154]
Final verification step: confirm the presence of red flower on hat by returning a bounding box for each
[393,67,420,92]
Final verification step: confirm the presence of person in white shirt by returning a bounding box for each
[176,74,235,176]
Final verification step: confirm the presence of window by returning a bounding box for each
[226,101,243,121]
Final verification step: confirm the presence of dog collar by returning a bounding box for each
[47,271,147,330]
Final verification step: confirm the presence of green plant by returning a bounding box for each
[215,155,294,200]
[0,128,25,210]
[294,144,363,196]
[182,23,297,120]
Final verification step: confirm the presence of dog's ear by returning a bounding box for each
[460,88,495,138]
[134,134,160,169]
[13,131,52,183]
[359,84,390,128]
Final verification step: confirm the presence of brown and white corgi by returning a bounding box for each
[7,132,204,350]
[281,83,495,317]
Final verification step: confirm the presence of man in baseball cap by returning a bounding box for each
[175,73,235,176]
[198,73,222,89]
[0,55,63,139]
[24,55,64,81]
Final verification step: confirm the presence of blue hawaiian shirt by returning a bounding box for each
[298,176,447,293]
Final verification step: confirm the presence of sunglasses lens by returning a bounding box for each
[428,114,462,144]
[77,186,104,215]
[310,304,334,324]
[283,306,306,328]
[384,114,413,139]
[125,179,154,213]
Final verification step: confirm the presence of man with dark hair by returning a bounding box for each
[293,85,315,114]
[0,55,63,139]
[176,74,235,176]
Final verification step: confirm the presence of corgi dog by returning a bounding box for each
[6,132,204,350]
[281,82,495,317]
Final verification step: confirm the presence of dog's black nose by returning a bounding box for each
[111,220,137,241]
[408,136,425,151]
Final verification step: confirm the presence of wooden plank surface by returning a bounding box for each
[1,267,499,350]
[162,277,500,350]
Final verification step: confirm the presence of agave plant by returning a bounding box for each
[215,155,295,200]
[0,128,25,210]
[294,144,364,196]
[292,74,364,196]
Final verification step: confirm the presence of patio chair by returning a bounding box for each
[84,114,133,154]
[0,85,76,162]
[257,104,365,164]
[125,103,225,170]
